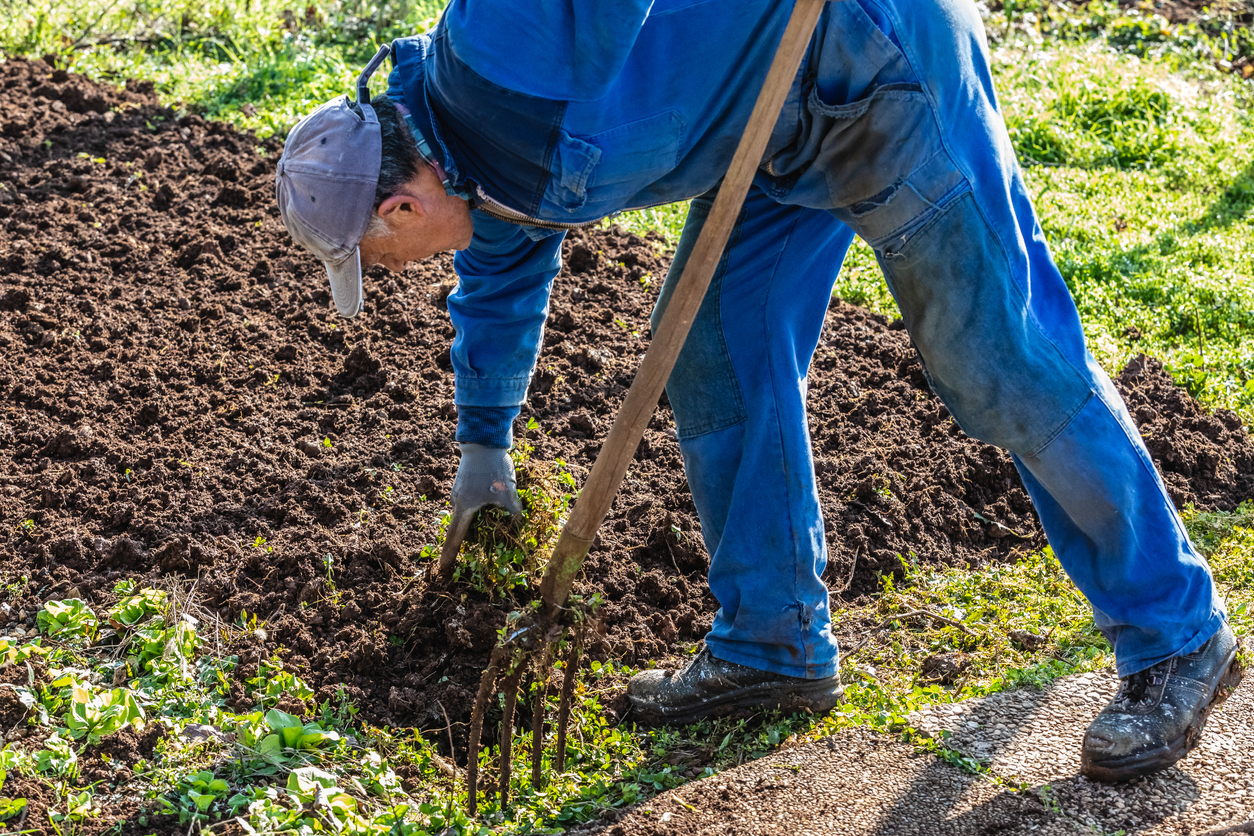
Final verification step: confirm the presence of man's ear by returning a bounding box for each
[377,190,427,220]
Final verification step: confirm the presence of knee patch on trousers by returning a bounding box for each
[650,199,748,441]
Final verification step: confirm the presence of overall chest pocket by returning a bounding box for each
[544,110,684,214]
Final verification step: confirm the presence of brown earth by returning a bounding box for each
[1,55,1253,830]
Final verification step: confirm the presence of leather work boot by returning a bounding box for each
[626,645,844,726]
[1081,623,1244,782]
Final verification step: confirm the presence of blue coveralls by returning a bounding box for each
[388,0,1226,679]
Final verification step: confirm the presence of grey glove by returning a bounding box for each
[450,443,523,517]
[437,443,523,577]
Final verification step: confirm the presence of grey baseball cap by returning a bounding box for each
[275,95,381,318]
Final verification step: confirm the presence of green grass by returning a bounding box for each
[1185,502,1254,639]
[1,0,445,137]
[1002,42,1254,419]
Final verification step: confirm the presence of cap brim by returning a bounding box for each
[325,248,363,318]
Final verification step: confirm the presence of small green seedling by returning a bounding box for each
[33,734,77,778]
[66,688,145,744]
[37,599,97,640]
[177,770,231,817]
[108,588,166,627]
[0,798,26,822]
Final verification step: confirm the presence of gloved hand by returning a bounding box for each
[451,443,524,518]
[437,443,523,577]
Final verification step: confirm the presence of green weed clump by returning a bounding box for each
[1006,72,1182,170]
[0,585,796,834]
[447,444,575,598]
[834,550,1109,712]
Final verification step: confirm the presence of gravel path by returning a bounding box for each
[909,668,1254,834]
[575,671,1252,835]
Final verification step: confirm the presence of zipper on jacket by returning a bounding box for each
[474,186,690,233]
[474,187,602,231]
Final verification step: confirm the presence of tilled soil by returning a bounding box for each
[1,55,1252,764]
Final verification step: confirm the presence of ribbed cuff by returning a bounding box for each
[454,375,532,408]
[455,405,520,449]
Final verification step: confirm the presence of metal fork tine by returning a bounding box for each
[498,663,525,809]
[529,648,552,788]
[553,637,581,775]
[467,646,504,819]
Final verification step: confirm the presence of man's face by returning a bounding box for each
[359,227,442,273]
[359,167,473,272]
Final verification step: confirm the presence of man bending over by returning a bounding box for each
[275,0,1243,781]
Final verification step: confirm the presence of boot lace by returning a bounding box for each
[1115,658,1176,708]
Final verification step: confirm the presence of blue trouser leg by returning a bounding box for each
[1013,376,1227,676]
[773,0,1224,676]
[865,190,1226,675]
[652,189,855,679]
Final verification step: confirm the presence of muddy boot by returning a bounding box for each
[1081,623,1244,782]
[626,646,844,726]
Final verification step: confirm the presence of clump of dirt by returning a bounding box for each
[0,657,47,728]
[1115,354,1254,511]
[79,724,167,787]
[1,56,1251,761]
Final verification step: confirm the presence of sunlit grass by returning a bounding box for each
[834,550,1110,707]
[1,0,444,137]
[1184,502,1254,639]
[1002,43,1254,420]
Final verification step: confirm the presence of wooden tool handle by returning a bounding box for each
[538,0,828,614]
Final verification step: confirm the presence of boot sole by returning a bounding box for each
[627,679,845,727]
[1081,646,1245,783]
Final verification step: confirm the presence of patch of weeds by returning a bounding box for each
[107,587,166,627]
[908,727,995,776]
[65,687,144,744]
[450,443,574,598]
[0,589,506,833]
[36,599,98,641]
[818,547,1110,750]
[247,659,315,709]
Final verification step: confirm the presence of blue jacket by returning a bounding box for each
[385,0,809,445]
